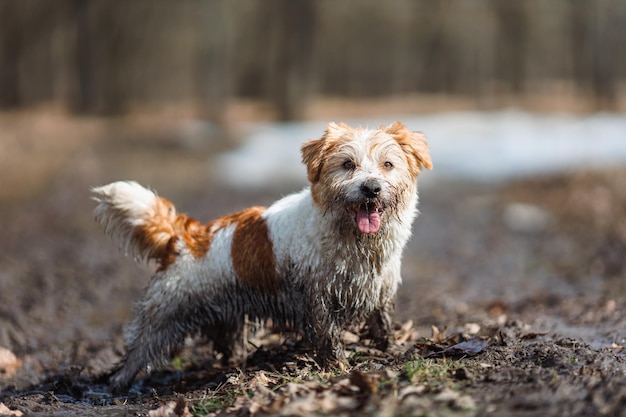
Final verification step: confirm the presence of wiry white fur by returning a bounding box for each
[91,181,171,261]
[193,223,237,292]
[260,180,418,356]
[262,190,322,270]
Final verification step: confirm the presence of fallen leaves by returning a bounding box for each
[149,396,193,417]
[394,320,417,344]
[348,370,377,396]
[225,369,380,416]
[0,347,21,378]
[605,343,625,355]
[412,323,490,361]
[425,339,490,359]
[192,324,482,417]
[211,320,485,416]
[227,365,478,417]
[1,320,491,417]
[0,403,23,416]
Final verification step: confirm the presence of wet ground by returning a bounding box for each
[0,111,625,416]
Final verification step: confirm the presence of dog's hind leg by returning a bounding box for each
[109,275,218,389]
[203,321,244,363]
[110,303,189,389]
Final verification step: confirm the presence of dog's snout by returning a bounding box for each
[360,180,382,198]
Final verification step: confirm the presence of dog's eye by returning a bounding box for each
[383,161,394,169]
[343,160,355,170]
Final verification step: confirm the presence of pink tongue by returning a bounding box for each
[357,208,381,233]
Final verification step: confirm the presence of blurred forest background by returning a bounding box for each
[1,0,626,123]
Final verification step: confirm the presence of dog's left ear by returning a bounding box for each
[384,121,433,176]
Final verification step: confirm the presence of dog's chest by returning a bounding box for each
[283,240,397,312]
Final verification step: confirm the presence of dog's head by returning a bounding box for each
[301,121,432,234]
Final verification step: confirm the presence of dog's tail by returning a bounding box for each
[91,181,178,264]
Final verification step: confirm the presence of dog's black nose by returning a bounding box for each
[360,180,381,198]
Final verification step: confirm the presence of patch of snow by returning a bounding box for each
[210,111,626,189]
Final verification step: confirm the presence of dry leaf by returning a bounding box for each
[0,403,23,416]
[283,382,311,399]
[520,331,548,340]
[395,320,417,343]
[0,347,21,378]
[226,371,242,385]
[148,396,192,417]
[430,325,448,343]
[433,388,460,403]
[425,339,489,359]
[434,388,476,410]
[342,330,360,344]
[349,370,377,396]
[248,370,278,389]
[399,385,426,400]
[316,391,342,412]
[463,323,481,335]
[279,391,322,415]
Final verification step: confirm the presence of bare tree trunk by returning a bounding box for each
[72,0,95,113]
[193,1,231,125]
[0,2,22,108]
[267,0,317,121]
[493,1,528,94]
[570,0,619,110]
[412,1,452,94]
[589,2,618,110]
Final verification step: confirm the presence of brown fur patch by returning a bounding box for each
[131,197,176,266]
[302,123,354,206]
[175,215,213,259]
[227,207,279,292]
[138,198,278,278]
[301,122,350,183]
[139,197,213,271]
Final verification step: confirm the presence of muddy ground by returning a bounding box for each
[0,111,625,416]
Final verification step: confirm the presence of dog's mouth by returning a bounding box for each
[350,202,384,234]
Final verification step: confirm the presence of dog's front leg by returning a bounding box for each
[365,299,395,351]
[308,308,345,367]
[315,327,345,367]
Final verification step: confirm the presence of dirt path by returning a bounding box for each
[0,114,625,416]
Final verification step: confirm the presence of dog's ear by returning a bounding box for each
[301,137,325,183]
[301,122,347,183]
[384,121,432,176]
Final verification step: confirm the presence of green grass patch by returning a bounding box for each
[403,357,467,387]
[191,386,242,417]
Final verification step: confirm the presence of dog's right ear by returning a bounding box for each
[301,122,347,183]
[301,137,325,183]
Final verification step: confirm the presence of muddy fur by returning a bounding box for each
[92,122,432,388]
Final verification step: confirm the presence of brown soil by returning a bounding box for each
[0,110,625,416]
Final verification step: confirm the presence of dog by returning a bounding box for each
[92,121,432,388]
